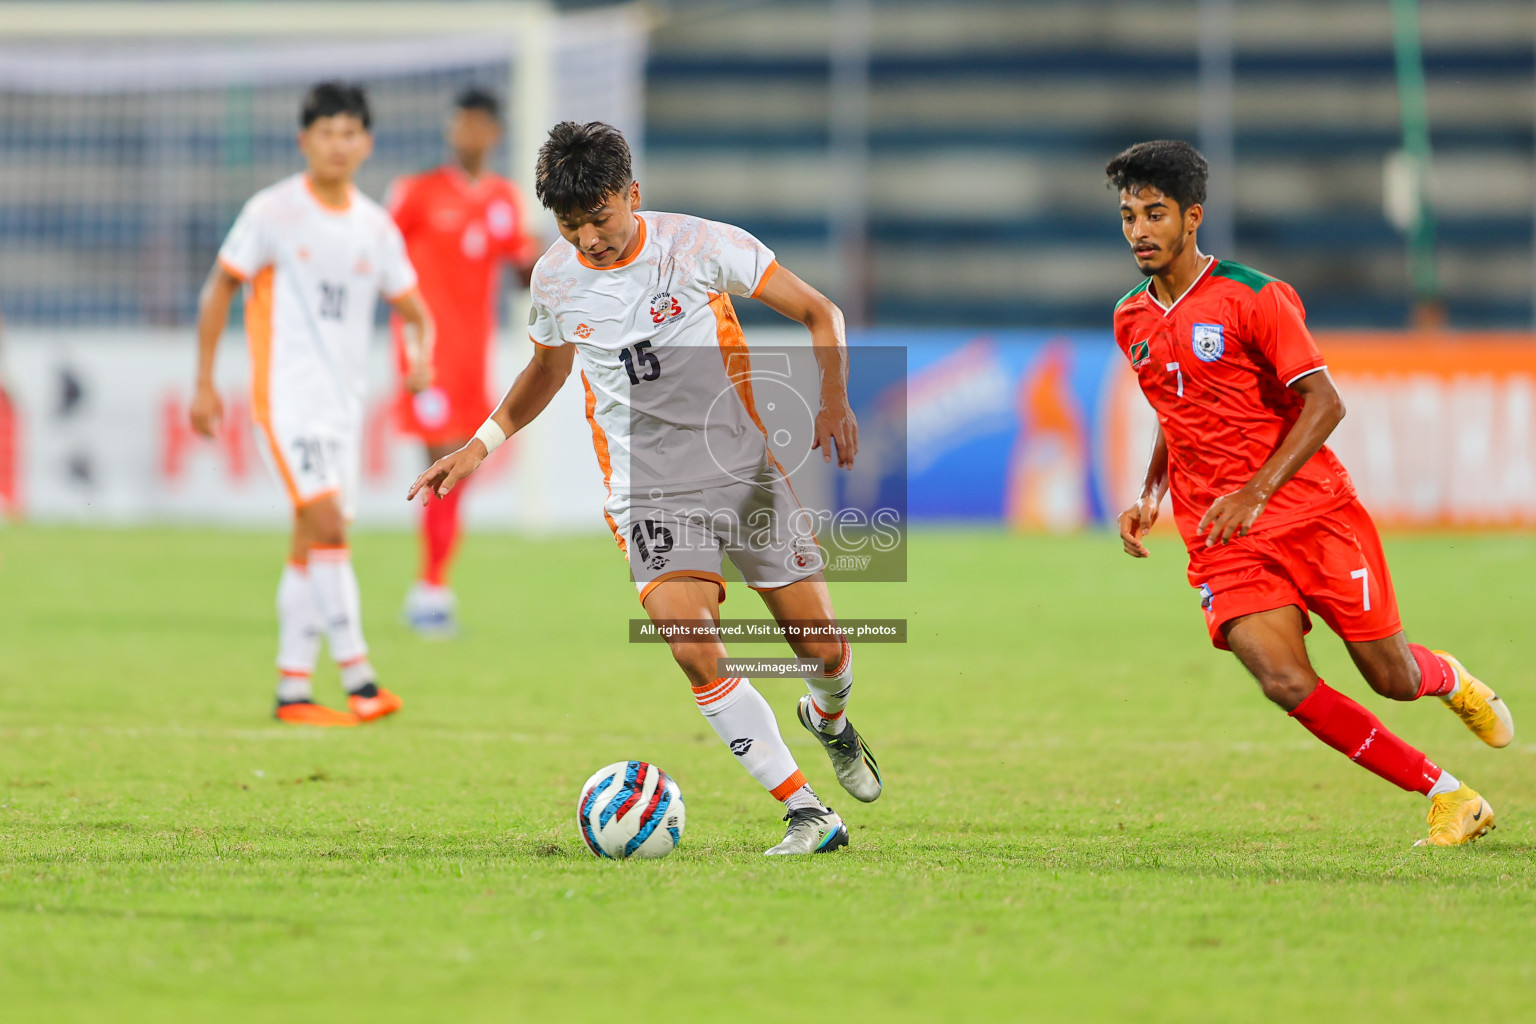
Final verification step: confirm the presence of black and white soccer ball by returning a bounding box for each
[576,761,686,859]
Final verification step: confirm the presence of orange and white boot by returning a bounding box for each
[348,684,403,723]
[275,701,360,727]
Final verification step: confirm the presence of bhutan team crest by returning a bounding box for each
[650,291,684,326]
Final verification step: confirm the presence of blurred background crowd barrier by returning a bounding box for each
[9,329,1536,529]
[0,0,1532,529]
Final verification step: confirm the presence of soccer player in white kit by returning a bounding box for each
[192,82,434,726]
[410,122,881,855]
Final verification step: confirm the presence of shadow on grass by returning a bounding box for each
[7,821,1533,885]
[0,823,590,864]
[0,900,313,930]
[841,830,1536,885]
[13,607,269,636]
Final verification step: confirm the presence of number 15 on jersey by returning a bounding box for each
[618,341,661,385]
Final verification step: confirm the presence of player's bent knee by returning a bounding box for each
[1257,669,1317,712]
[1361,657,1419,701]
[665,642,722,687]
[314,524,346,548]
[811,641,847,672]
[307,519,346,549]
[296,499,346,548]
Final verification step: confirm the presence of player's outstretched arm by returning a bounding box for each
[390,289,436,394]
[191,264,242,439]
[753,266,857,469]
[1199,368,1345,546]
[407,341,576,503]
[1118,425,1169,558]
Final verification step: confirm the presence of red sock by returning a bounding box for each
[1409,644,1456,698]
[1289,681,1442,794]
[421,476,466,586]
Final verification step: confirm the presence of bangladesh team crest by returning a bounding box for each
[1129,339,1150,369]
[1191,323,1224,362]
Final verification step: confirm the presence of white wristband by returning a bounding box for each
[472,418,507,455]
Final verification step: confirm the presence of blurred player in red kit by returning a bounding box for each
[389,87,539,635]
[1109,140,1513,847]
[0,296,16,519]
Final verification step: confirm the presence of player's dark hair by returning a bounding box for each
[455,86,501,122]
[1105,140,1208,212]
[535,121,633,216]
[300,81,371,130]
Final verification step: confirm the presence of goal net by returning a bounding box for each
[0,1,647,327]
[0,2,645,526]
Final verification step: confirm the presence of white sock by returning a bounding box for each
[339,659,376,694]
[783,784,824,813]
[1427,769,1461,799]
[276,561,321,702]
[804,640,853,735]
[308,544,370,665]
[692,676,822,808]
[408,581,455,609]
[276,673,313,704]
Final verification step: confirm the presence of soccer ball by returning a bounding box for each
[576,761,686,859]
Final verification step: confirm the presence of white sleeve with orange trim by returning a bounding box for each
[378,218,418,301]
[707,220,777,297]
[528,300,564,348]
[217,196,271,281]
[526,248,575,348]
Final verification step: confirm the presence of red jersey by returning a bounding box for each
[1112,257,1356,550]
[388,166,538,439]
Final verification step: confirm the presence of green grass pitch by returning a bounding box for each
[1,524,1533,1022]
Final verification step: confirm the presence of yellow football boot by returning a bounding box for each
[1415,783,1495,847]
[1434,651,1514,748]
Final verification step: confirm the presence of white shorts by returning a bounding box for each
[253,409,360,519]
[609,458,823,605]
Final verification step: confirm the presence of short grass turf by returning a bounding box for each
[2,524,1534,1023]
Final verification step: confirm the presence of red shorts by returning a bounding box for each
[394,380,493,446]
[393,315,496,445]
[1186,498,1402,651]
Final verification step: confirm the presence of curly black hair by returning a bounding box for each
[300,81,371,130]
[1105,140,1208,212]
[535,121,633,216]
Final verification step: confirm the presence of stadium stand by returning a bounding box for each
[642,0,1536,328]
[0,0,1529,331]
[0,66,512,325]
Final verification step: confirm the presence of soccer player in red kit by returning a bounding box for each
[389,87,539,635]
[1109,140,1513,847]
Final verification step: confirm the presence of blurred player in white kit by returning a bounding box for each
[192,81,434,726]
